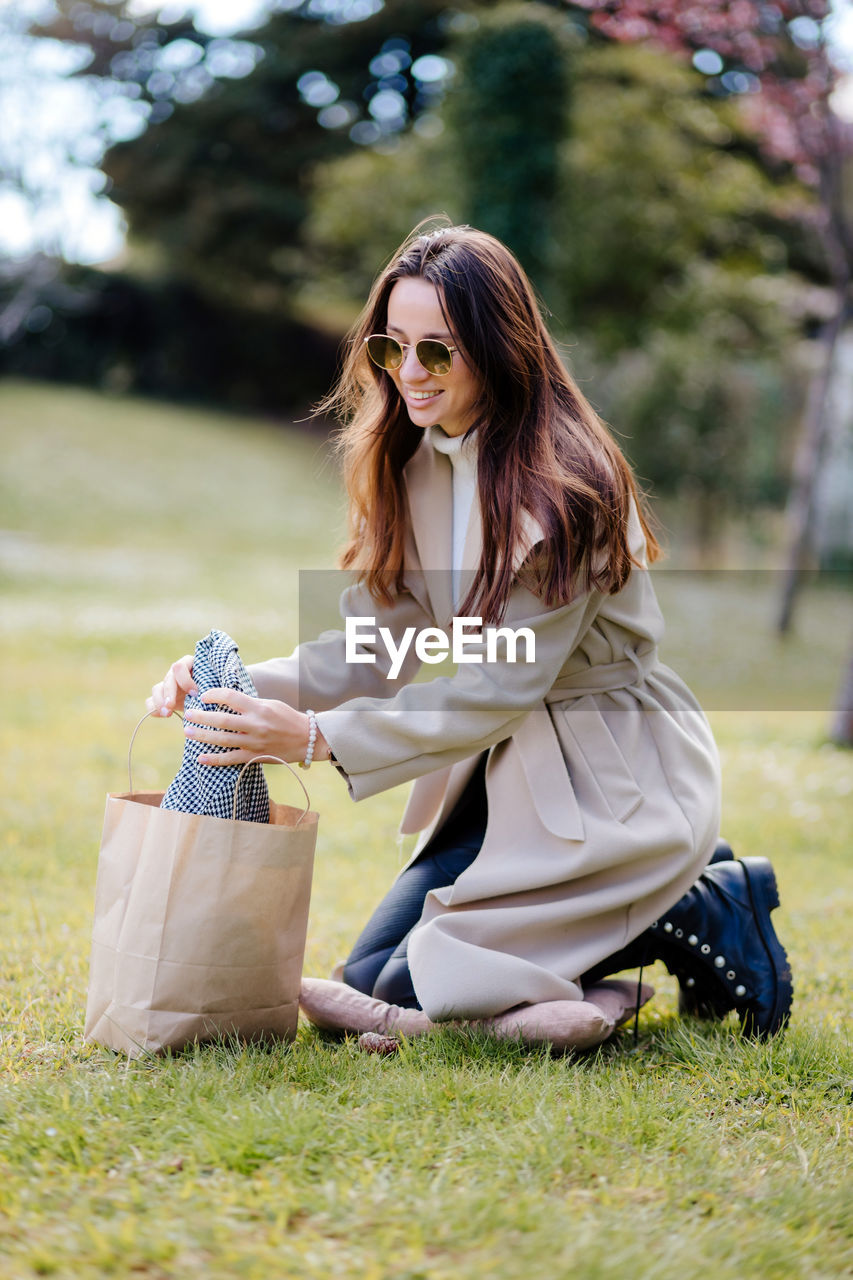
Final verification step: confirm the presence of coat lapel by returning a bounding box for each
[403,433,546,625]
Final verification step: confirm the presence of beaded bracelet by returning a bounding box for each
[300,709,318,770]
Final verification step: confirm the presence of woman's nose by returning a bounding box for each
[400,345,427,379]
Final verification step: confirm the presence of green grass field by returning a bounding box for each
[1,379,851,1279]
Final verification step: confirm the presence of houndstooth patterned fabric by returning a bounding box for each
[160,629,271,823]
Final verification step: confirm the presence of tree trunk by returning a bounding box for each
[0,255,58,344]
[776,297,846,634]
[831,642,853,747]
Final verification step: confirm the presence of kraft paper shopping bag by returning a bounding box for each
[84,715,317,1057]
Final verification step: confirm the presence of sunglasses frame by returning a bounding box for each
[364,334,459,376]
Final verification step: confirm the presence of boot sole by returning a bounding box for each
[738,857,793,1037]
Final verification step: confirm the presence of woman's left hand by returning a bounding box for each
[182,689,329,766]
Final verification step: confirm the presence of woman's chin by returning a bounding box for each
[407,412,441,431]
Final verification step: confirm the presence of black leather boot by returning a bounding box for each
[649,857,792,1037]
[581,847,793,1038]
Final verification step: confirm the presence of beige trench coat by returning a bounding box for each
[249,433,721,1021]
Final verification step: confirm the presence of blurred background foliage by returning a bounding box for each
[0,0,850,573]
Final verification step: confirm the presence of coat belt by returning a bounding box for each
[514,644,658,841]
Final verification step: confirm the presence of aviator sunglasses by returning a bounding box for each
[364,334,458,377]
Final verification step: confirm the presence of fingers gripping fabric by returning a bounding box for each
[160,629,270,823]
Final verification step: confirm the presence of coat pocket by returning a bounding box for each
[558,696,644,823]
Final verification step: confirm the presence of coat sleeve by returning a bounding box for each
[315,581,603,801]
[246,577,432,712]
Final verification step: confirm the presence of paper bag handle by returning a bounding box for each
[128,710,184,793]
[127,711,312,824]
[234,756,312,825]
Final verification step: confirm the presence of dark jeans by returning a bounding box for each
[342,755,488,1009]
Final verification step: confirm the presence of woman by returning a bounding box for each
[148,224,792,1041]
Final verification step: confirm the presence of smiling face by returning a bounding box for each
[384,276,482,439]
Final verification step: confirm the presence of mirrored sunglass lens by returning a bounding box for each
[417,341,452,375]
[367,336,403,369]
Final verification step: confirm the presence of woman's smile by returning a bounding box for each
[404,388,443,406]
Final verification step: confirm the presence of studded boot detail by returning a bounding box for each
[677,838,735,1019]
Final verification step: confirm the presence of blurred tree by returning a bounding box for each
[302,133,462,313]
[562,0,853,737]
[564,1,840,183]
[34,0,461,311]
[594,321,795,555]
[302,1,572,304]
[549,41,806,550]
[306,22,807,316]
[15,0,466,408]
[552,41,809,347]
[444,3,569,284]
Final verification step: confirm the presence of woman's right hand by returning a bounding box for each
[146,655,198,717]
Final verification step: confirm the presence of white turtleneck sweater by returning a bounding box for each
[426,424,479,610]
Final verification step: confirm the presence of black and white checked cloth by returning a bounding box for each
[160,629,270,823]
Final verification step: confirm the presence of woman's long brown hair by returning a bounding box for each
[320,222,660,624]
